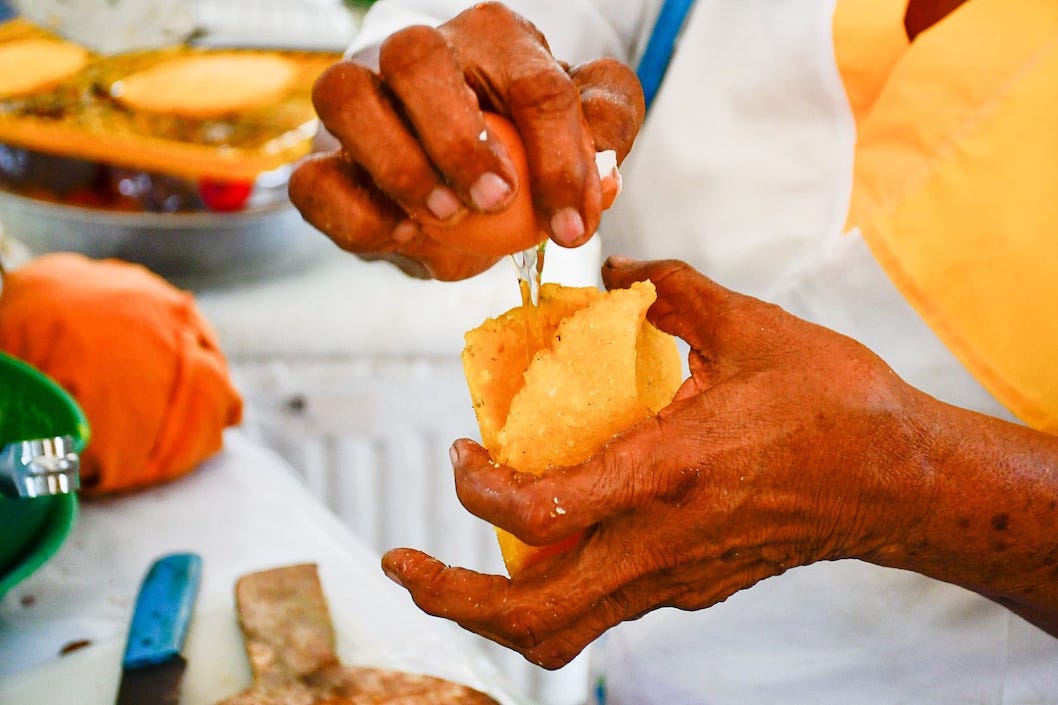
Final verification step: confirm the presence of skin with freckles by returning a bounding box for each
[288,2,643,280]
[381,258,1058,670]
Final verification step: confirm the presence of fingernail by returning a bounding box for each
[469,172,511,211]
[426,185,461,220]
[382,564,405,588]
[392,219,419,244]
[449,442,463,466]
[606,254,635,268]
[550,207,585,245]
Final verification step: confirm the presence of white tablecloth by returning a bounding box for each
[0,430,532,705]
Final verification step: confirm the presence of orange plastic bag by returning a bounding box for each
[0,253,243,494]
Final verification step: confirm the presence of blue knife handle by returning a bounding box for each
[122,553,202,669]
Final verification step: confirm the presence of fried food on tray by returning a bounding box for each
[462,281,683,574]
[218,564,500,705]
[111,53,297,118]
[0,38,88,97]
[0,18,338,182]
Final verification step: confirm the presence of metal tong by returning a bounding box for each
[0,435,81,499]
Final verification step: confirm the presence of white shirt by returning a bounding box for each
[351,2,1058,703]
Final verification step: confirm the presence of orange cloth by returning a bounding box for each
[834,0,1058,432]
[0,253,243,494]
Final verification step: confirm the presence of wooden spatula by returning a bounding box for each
[216,563,501,705]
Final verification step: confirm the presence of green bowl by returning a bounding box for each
[0,351,89,597]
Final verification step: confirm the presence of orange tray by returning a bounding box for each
[0,19,340,182]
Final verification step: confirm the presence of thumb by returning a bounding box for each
[602,256,738,353]
[569,58,645,162]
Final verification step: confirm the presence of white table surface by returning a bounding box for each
[0,430,532,705]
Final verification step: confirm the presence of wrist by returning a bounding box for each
[792,374,939,567]
[859,397,1058,624]
[783,349,942,567]
[851,387,945,565]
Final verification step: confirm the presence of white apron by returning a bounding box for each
[351,2,1058,702]
[596,1,1058,702]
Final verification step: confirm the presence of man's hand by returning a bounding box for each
[381,257,937,668]
[289,3,644,280]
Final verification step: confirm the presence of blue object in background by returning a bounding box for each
[122,553,202,669]
[636,0,697,112]
[0,1,15,22]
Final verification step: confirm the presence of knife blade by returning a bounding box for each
[115,552,202,705]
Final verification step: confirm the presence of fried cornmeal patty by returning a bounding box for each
[0,38,88,97]
[111,52,297,117]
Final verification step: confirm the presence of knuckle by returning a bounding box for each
[515,497,567,545]
[509,68,578,118]
[570,57,635,95]
[311,62,372,122]
[379,25,447,77]
[448,3,550,64]
[600,435,652,504]
[474,1,515,19]
[311,62,347,101]
[526,646,573,671]
[458,2,523,32]
[532,152,578,191]
[497,604,543,648]
[511,478,576,545]
[660,465,703,504]
[287,155,324,207]
[383,162,431,198]
[289,165,403,256]
[524,633,582,670]
[288,160,346,226]
[425,127,478,166]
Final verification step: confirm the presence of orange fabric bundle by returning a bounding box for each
[0,252,243,494]
[833,0,1058,432]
